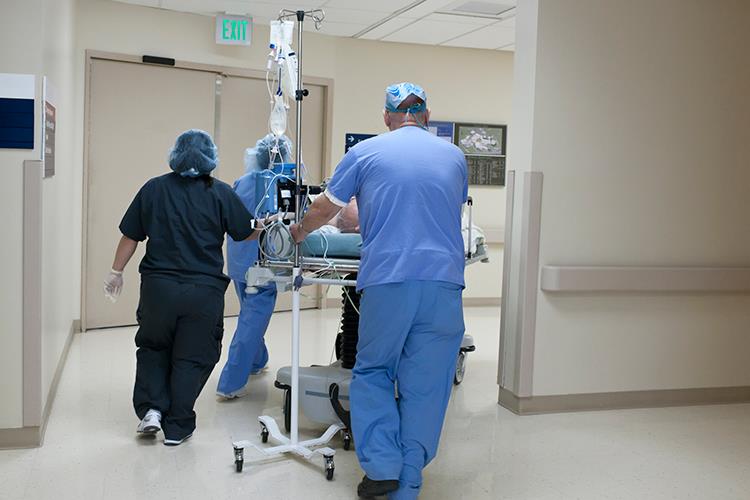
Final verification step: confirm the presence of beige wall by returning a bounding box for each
[0,0,78,431]
[40,0,79,405]
[74,0,512,300]
[506,0,750,398]
[0,0,43,430]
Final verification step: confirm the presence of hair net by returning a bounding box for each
[255,134,293,170]
[168,129,218,178]
[385,82,427,113]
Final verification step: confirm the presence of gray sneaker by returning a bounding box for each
[136,409,162,435]
[164,433,193,446]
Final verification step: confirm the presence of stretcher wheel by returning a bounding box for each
[234,447,244,473]
[283,389,291,433]
[453,351,467,386]
[324,455,335,480]
[260,424,269,443]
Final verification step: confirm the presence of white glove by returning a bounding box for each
[104,269,124,303]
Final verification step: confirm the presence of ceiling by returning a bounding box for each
[113,0,516,50]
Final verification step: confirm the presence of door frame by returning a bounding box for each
[80,50,335,331]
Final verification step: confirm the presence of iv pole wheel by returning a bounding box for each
[260,422,270,443]
[454,351,467,386]
[234,446,244,473]
[283,388,292,433]
[324,455,335,480]
[342,429,352,451]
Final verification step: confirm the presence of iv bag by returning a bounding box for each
[269,20,294,48]
[280,49,299,99]
[270,95,287,137]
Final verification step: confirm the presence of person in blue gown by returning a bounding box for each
[216,134,293,399]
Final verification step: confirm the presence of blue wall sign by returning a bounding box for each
[428,121,454,143]
[345,133,376,153]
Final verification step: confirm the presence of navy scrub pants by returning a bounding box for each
[350,280,465,500]
[133,276,225,440]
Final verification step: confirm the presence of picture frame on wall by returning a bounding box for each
[453,122,507,186]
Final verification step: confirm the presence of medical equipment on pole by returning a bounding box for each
[232,8,339,481]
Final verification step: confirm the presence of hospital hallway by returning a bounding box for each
[0,306,748,500]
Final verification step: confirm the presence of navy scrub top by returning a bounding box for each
[119,172,255,291]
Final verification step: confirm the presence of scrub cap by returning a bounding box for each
[256,133,293,169]
[168,129,218,178]
[384,82,427,113]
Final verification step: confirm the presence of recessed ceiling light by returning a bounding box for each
[451,1,511,16]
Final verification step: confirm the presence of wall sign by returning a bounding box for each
[345,133,376,153]
[453,122,507,186]
[428,121,454,143]
[0,73,35,149]
[216,15,252,46]
[43,101,56,178]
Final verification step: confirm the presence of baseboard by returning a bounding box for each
[323,297,501,309]
[0,426,42,450]
[323,297,340,309]
[0,319,80,449]
[463,297,501,307]
[498,385,750,415]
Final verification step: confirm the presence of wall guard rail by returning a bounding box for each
[541,266,750,293]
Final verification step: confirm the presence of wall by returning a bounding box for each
[74,0,513,300]
[506,0,750,399]
[0,0,78,433]
[0,0,44,430]
[40,0,79,406]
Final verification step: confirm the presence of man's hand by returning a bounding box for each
[290,223,308,244]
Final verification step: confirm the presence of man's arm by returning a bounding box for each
[290,195,342,243]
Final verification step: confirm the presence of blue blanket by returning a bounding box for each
[302,232,362,258]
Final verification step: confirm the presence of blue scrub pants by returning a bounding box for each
[217,281,276,395]
[350,281,465,500]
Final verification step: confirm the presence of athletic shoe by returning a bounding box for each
[136,409,162,435]
[216,389,246,400]
[357,476,400,498]
[163,433,193,446]
[251,366,268,376]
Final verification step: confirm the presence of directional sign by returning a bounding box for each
[345,133,376,153]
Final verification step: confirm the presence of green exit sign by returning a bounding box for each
[216,15,252,46]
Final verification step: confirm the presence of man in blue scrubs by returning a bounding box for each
[291,83,468,499]
[216,134,292,398]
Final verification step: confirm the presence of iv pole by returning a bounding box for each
[232,9,344,481]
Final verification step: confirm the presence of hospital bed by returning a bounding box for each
[239,197,489,462]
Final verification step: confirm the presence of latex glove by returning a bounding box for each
[104,269,124,303]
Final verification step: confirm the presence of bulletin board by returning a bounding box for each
[454,122,507,186]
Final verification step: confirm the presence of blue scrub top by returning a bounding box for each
[326,126,468,291]
[227,171,261,282]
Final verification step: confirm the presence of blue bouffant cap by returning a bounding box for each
[384,82,427,113]
[256,133,293,169]
[168,129,218,178]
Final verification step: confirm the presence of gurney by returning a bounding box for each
[247,198,489,446]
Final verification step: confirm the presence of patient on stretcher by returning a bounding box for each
[302,196,486,259]
[317,197,360,235]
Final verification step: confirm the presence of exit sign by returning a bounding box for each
[216,15,252,46]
